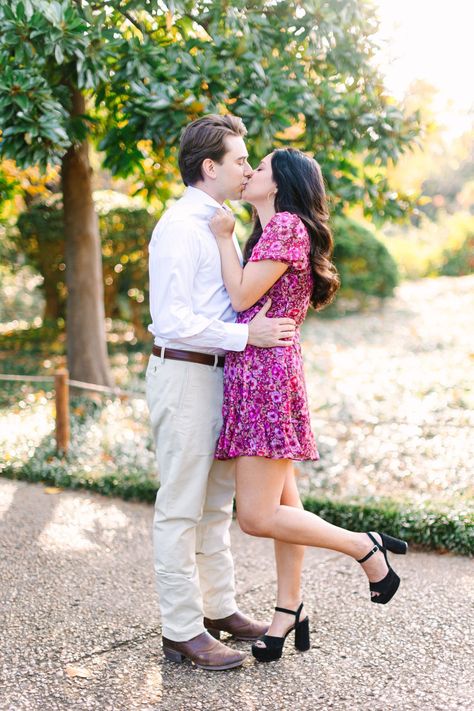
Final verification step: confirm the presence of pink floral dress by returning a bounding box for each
[215,211,319,461]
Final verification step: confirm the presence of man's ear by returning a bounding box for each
[201,158,216,180]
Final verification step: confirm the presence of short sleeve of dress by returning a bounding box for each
[248,212,309,271]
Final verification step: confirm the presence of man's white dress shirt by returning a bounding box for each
[148,186,249,355]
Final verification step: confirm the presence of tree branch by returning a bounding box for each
[119,10,146,36]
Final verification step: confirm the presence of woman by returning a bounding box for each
[209,148,407,663]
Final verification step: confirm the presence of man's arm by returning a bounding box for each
[149,219,249,351]
[149,217,295,350]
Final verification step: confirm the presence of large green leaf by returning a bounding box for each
[0,0,421,219]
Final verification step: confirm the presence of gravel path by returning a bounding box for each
[1,480,473,711]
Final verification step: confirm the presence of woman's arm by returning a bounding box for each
[210,208,288,312]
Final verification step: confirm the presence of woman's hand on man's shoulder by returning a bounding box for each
[209,207,235,239]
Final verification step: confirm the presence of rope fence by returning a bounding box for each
[0,370,470,455]
[0,374,55,383]
[0,373,144,398]
[0,369,145,454]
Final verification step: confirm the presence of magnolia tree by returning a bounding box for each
[0,0,420,384]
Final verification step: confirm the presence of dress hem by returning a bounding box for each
[214,452,319,462]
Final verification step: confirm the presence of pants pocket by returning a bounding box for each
[175,366,223,455]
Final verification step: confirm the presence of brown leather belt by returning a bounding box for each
[152,345,225,368]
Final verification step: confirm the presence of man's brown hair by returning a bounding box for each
[178,114,247,186]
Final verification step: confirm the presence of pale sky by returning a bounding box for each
[373,0,473,136]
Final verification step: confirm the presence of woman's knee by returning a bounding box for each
[236,508,272,537]
[280,491,303,509]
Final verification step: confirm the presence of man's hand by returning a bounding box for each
[247,299,296,347]
[210,207,235,239]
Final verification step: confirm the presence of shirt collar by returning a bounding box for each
[183,185,223,210]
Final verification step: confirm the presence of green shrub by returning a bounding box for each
[14,191,157,333]
[380,211,474,279]
[304,497,473,557]
[331,215,399,300]
[439,231,474,276]
[0,319,64,357]
[3,459,472,554]
[16,203,66,320]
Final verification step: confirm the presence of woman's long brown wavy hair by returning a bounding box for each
[243,148,340,310]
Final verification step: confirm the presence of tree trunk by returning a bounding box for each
[62,89,112,386]
[43,280,63,322]
[130,297,148,341]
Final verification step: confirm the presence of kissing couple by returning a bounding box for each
[145,114,408,670]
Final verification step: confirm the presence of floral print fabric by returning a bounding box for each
[215,211,319,461]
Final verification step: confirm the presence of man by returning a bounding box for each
[146,114,296,670]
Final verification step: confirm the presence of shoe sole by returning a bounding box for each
[252,653,283,663]
[233,634,262,641]
[371,574,401,604]
[195,659,244,671]
[163,647,245,670]
[207,628,264,642]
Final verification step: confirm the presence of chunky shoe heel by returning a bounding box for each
[206,628,221,641]
[294,616,310,652]
[163,647,185,663]
[357,531,407,605]
[251,602,310,663]
[380,533,408,555]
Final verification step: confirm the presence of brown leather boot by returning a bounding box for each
[162,631,246,670]
[203,610,270,641]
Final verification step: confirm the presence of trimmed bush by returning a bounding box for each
[304,497,473,557]
[331,215,399,300]
[2,464,472,556]
[379,211,474,280]
[440,231,474,276]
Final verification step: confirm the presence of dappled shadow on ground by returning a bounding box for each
[1,479,473,711]
[0,479,159,708]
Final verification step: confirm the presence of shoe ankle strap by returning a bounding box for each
[274,602,304,623]
[357,545,379,564]
[357,532,382,564]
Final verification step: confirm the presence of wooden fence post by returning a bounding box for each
[55,369,70,454]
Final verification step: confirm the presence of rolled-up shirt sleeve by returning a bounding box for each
[149,219,248,352]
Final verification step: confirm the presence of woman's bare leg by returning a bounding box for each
[235,457,390,599]
[263,464,308,641]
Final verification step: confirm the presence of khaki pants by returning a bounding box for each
[145,353,237,641]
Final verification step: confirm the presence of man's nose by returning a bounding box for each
[244,161,253,177]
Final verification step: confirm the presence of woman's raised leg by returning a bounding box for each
[235,456,394,597]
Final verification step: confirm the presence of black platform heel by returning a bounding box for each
[251,602,310,663]
[357,531,408,605]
